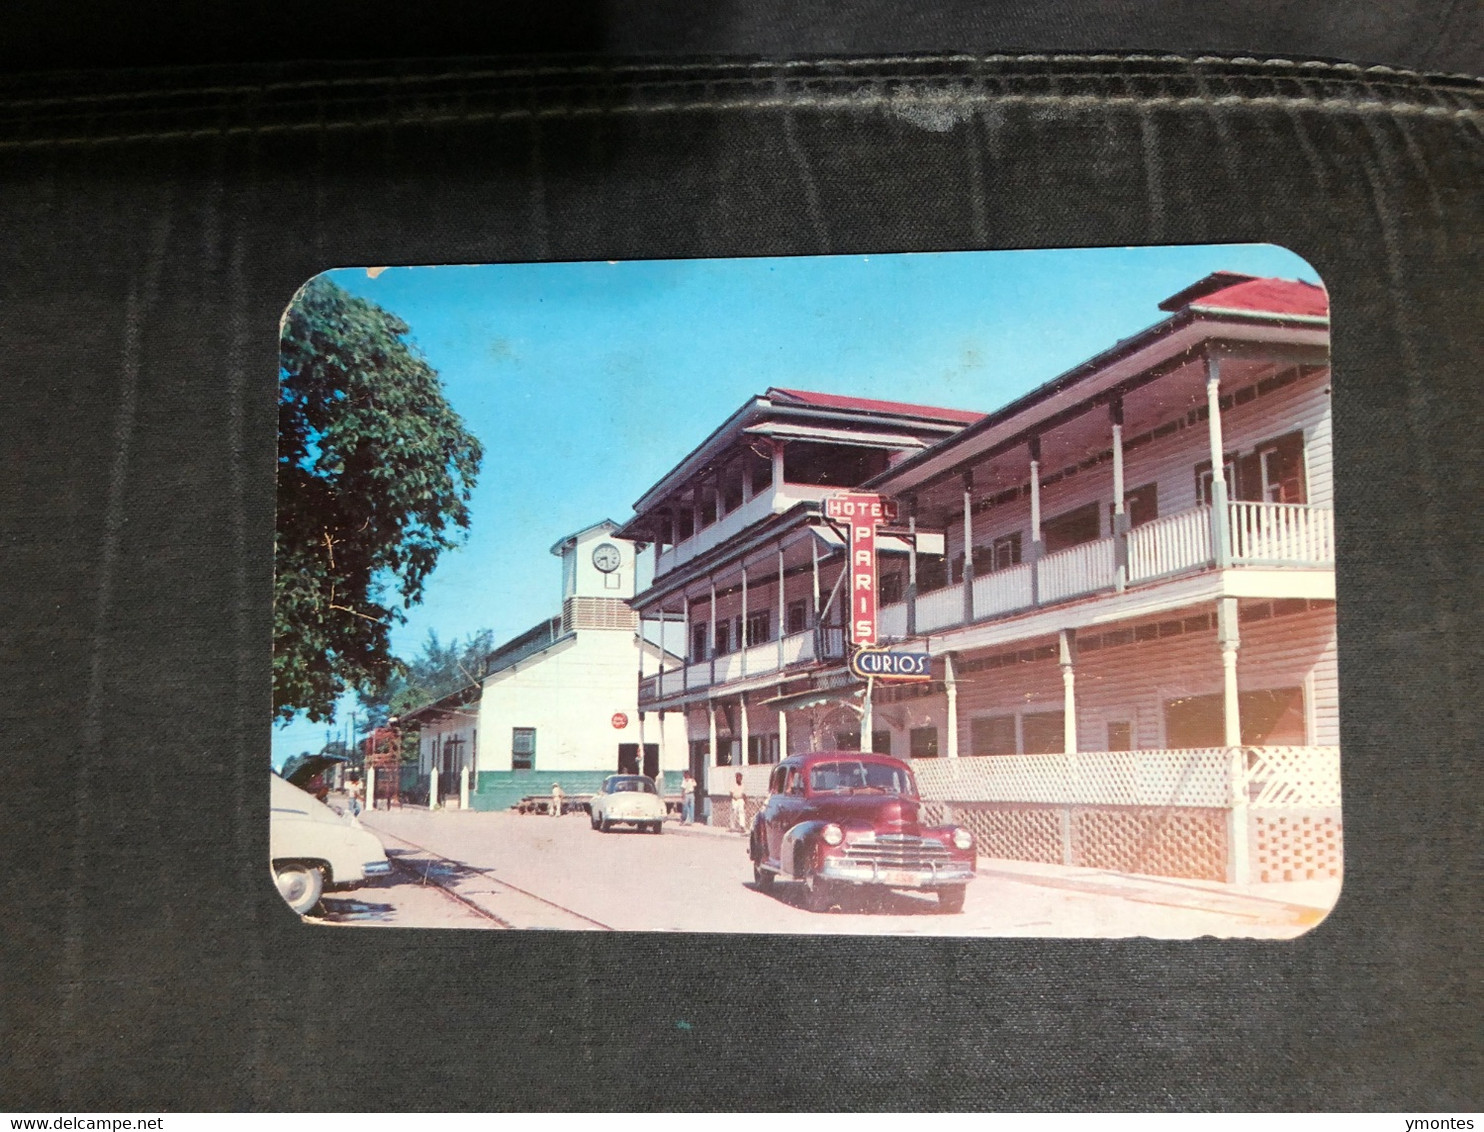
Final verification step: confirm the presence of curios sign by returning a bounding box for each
[849,645,932,682]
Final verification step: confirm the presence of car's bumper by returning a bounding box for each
[818,857,975,888]
[363,860,392,877]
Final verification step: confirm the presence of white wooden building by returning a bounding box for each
[622,273,1340,884]
[402,520,688,810]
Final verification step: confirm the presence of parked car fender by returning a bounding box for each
[778,820,837,880]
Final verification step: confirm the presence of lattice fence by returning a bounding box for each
[948,803,1063,865]
[1244,747,1342,806]
[912,749,1232,807]
[1073,807,1228,881]
[1251,810,1343,881]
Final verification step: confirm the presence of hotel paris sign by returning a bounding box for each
[825,492,932,683]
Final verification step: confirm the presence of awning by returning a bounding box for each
[758,681,864,713]
[809,523,945,556]
[742,421,931,450]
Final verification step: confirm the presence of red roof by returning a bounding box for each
[1158,272,1328,318]
[768,387,983,424]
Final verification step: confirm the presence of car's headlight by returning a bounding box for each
[822,823,844,846]
[951,827,974,850]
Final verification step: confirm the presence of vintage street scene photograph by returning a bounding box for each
[271,245,1342,937]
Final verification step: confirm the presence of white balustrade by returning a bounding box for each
[972,562,1035,618]
[1127,505,1214,582]
[1229,502,1335,565]
[1037,537,1116,603]
[878,601,907,639]
[780,630,813,665]
[915,584,966,632]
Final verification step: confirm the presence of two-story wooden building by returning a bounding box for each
[624,273,1341,886]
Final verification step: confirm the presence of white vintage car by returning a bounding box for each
[589,774,666,834]
[270,771,391,914]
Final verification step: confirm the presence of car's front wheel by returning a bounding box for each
[650,822,663,834]
[937,884,967,914]
[753,860,774,890]
[590,811,600,830]
[273,862,324,915]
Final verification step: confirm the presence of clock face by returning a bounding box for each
[591,542,622,573]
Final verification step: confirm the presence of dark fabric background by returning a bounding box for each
[0,53,1479,1110]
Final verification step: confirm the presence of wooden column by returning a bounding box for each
[778,706,789,760]
[1206,350,1233,568]
[1110,397,1129,592]
[1060,628,1078,753]
[961,470,975,625]
[1028,436,1043,605]
[708,576,717,686]
[944,652,959,759]
[682,594,691,691]
[1218,595,1249,882]
[771,439,785,491]
[739,556,749,677]
[739,696,750,767]
[906,495,919,637]
[776,543,786,669]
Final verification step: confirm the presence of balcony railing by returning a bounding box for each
[1127,505,1214,583]
[641,501,1333,704]
[1229,501,1334,565]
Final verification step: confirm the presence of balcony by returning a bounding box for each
[638,501,1332,707]
[639,627,847,703]
[653,483,831,576]
[879,501,1334,639]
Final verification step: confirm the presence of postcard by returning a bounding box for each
[271,245,1341,937]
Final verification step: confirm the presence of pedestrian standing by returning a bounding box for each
[680,770,695,825]
[729,772,747,833]
[346,775,362,817]
[550,782,565,817]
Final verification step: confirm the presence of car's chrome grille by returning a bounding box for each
[843,836,952,866]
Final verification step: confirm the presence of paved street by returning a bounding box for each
[320,807,1339,938]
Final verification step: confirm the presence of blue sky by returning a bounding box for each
[272,243,1319,764]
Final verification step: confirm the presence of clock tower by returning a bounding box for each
[550,520,640,633]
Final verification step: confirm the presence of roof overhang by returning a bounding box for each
[741,421,930,450]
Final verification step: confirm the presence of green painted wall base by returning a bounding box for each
[470,770,618,813]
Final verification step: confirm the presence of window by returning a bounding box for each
[749,454,772,496]
[879,573,903,605]
[677,510,694,541]
[1110,483,1159,528]
[748,734,779,764]
[917,555,948,592]
[1042,502,1102,553]
[910,727,939,758]
[832,730,891,754]
[700,493,717,527]
[745,610,771,647]
[689,738,711,763]
[1107,721,1133,751]
[1256,431,1307,503]
[786,599,808,635]
[715,737,734,766]
[511,727,536,771]
[1021,710,1065,754]
[978,532,1022,572]
[1164,687,1307,747]
[714,619,731,656]
[808,759,915,795]
[970,715,1016,756]
[691,621,708,661]
[1196,455,1237,506]
[786,768,806,795]
[721,477,743,515]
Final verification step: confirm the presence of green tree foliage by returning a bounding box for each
[358,628,496,730]
[275,277,484,723]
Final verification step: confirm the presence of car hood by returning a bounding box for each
[808,793,926,832]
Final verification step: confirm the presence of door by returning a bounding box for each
[617,743,639,775]
[642,743,659,779]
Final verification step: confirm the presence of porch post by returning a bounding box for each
[1110,397,1129,592]
[771,439,785,491]
[944,652,959,759]
[811,533,821,616]
[692,491,703,544]
[778,706,789,759]
[1029,436,1044,605]
[707,700,718,819]
[961,470,975,625]
[1218,595,1250,883]
[1060,629,1078,753]
[682,594,691,691]
[1206,350,1233,568]
[708,576,717,685]
[861,677,874,749]
[740,457,753,505]
[906,495,919,637]
[740,695,751,767]
[777,543,786,669]
[657,601,666,694]
[739,556,749,677]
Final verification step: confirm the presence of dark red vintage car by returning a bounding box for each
[748,751,976,913]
